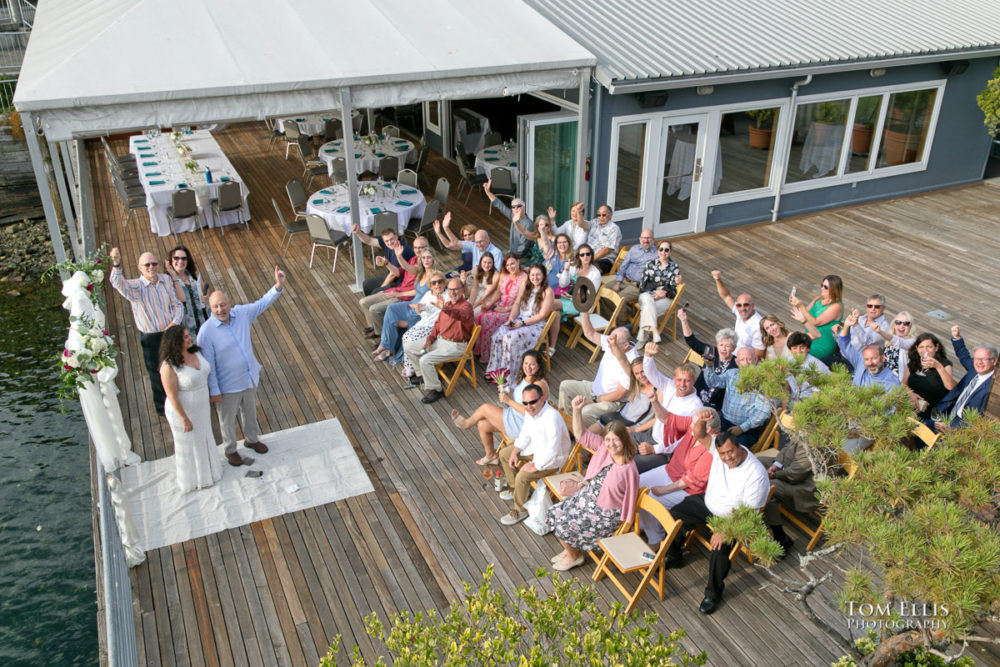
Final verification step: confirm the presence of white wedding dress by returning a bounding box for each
[163,353,223,492]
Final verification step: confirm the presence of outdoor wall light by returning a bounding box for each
[869,68,886,78]
[696,85,714,95]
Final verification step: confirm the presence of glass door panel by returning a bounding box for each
[518,112,577,220]
[655,115,708,237]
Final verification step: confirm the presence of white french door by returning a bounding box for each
[652,113,710,237]
[517,111,578,221]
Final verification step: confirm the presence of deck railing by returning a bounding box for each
[98,470,139,667]
[0,0,34,28]
[1,74,15,113]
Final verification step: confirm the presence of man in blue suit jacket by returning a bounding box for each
[931,325,997,431]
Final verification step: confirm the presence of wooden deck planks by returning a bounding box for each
[89,122,1000,667]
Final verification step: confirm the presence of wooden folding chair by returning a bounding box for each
[628,282,687,341]
[434,325,481,397]
[751,414,779,454]
[778,450,857,551]
[683,487,776,563]
[607,246,628,277]
[682,348,706,367]
[592,488,683,614]
[909,417,941,451]
[567,287,627,363]
[533,311,559,367]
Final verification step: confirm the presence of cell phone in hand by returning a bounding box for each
[790,286,797,298]
[641,551,656,561]
[245,470,263,478]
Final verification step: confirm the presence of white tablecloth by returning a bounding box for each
[305,181,426,235]
[799,122,845,178]
[454,108,491,154]
[475,143,519,181]
[275,110,359,137]
[664,134,723,201]
[318,137,414,176]
[129,131,250,237]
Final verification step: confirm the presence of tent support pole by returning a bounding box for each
[49,138,82,261]
[23,112,67,265]
[575,68,591,208]
[340,87,364,293]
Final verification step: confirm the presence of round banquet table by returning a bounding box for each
[474,143,519,181]
[318,136,415,176]
[305,181,426,235]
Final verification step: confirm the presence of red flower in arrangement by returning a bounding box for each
[64,364,73,371]
[90,369,99,374]
[94,258,102,264]
[86,284,94,291]
[63,349,71,357]
[102,330,110,336]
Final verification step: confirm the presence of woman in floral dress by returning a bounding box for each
[399,271,447,381]
[475,254,524,362]
[546,394,639,571]
[486,264,554,377]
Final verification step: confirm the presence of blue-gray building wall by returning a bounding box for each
[591,58,998,241]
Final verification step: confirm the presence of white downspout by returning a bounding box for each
[771,74,812,222]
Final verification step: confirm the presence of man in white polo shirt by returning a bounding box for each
[710,269,764,354]
[630,342,704,472]
[663,432,770,615]
[558,314,637,426]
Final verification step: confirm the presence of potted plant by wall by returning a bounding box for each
[809,100,847,146]
[976,65,1000,138]
[746,108,776,149]
[850,96,880,155]
[884,89,932,165]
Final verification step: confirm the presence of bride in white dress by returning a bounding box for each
[159,325,222,492]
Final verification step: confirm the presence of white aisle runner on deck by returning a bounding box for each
[122,419,373,552]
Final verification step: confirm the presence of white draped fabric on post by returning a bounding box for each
[62,272,145,566]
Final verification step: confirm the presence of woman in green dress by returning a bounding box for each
[789,274,844,366]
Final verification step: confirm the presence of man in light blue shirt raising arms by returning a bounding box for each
[198,265,286,466]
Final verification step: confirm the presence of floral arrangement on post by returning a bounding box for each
[360,182,378,197]
[43,249,120,403]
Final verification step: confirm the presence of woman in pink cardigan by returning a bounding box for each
[545,395,640,571]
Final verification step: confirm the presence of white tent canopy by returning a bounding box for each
[14,0,595,140]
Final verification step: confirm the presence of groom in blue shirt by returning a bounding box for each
[198,265,286,466]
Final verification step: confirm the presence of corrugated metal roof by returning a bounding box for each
[525,0,1000,88]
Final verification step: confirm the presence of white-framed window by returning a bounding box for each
[424,100,441,133]
[607,117,652,218]
[780,81,945,194]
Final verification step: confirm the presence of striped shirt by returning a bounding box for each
[110,267,183,333]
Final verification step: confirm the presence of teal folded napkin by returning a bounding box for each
[177,183,188,188]
[319,189,332,194]
[383,183,392,188]
[396,200,412,207]
[354,153,361,158]
[322,118,331,122]
[336,206,350,213]
[145,171,161,176]
[370,207,381,214]
[139,153,153,158]
[295,118,305,122]
[333,140,342,146]
[312,199,325,205]
[220,176,230,182]
[377,134,385,140]
[142,161,157,166]
[510,162,518,166]
[393,139,407,144]
[323,148,336,153]
[374,152,385,157]
[399,189,418,194]
[485,157,498,162]
[484,149,498,154]
[135,140,149,144]
[148,180,165,185]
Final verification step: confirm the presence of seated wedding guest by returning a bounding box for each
[603,228,656,303]
[371,249,439,362]
[159,325,222,492]
[551,201,589,249]
[402,278,476,404]
[165,245,210,334]
[702,347,771,448]
[679,308,737,412]
[850,294,890,353]
[434,212,503,268]
[587,205,622,274]
[757,430,814,554]
[399,271,448,381]
[789,274,844,366]
[631,344,703,473]
[497,384,572,525]
[475,254,525,364]
[451,350,550,465]
[553,243,602,356]
[351,224,414,296]
[545,395,639,571]
[931,325,998,431]
[635,241,682,344]
[484,181,534,261]
[710,270,764,354]
[359,236,428,339]
[486,264,554,378]
[638,407,719,547]
[760,315,792,361]
[875,311,916,382]
[589,357,653,433]
[540,234,578,354]
[464,253,499,317]
[904,333,955,420]
[557,317,637,426]
[663,432,770,615]
[786,332,829,406]
[452,224,478,275]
